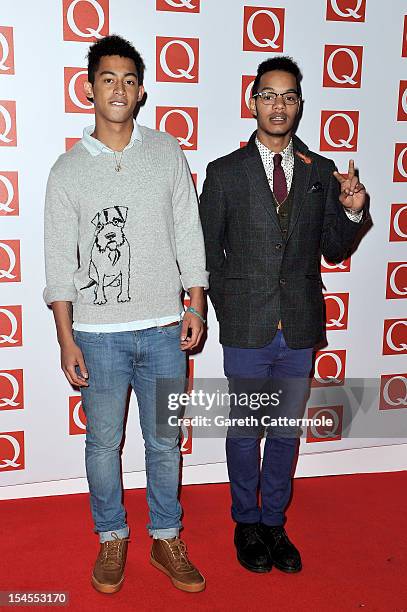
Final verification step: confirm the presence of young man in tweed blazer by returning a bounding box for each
[199,57,367,574]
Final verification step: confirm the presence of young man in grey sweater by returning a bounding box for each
[44,35,208,594]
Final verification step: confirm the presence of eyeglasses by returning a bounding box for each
[253,91,300,105]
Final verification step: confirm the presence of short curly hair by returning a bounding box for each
[252,56,302,97]
[87,34,145,85]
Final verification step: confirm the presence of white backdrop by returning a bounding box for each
[0,0,406,499]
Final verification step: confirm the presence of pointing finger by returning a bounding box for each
[348,159,355,179]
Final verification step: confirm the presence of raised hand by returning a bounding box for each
[333,159,366,212]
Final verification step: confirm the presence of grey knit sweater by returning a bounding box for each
[43,125,208,324]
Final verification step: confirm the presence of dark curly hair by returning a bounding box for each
[252,56,302,97]
[87,34,145,85]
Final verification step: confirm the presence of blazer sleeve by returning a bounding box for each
[320,161,364,262]
[199,161,227,319]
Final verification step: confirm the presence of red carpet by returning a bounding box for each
[1,472,406,611]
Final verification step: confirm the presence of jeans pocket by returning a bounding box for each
[159,321,182,337]
[73,330,104,345]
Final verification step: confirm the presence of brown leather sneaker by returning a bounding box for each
[92,533,129,594]
[150,537,205,593]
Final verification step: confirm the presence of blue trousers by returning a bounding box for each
[74,323,185,543]
[223,331,313,526]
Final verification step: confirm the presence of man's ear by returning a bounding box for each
[137,85,145,103]
[249,97,257,117]
[83,80,94,102]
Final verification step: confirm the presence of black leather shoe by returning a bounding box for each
[259,524,302,573]
[234,523,272,573]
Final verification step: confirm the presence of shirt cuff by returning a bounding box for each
[344,207,363,223]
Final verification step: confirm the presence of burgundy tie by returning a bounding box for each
[273,153,288,205]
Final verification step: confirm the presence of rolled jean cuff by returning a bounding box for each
[99,526,129,543]
[150,527,179,540]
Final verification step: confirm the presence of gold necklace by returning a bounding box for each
[113,150,124,172]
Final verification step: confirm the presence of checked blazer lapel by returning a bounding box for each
[243,133,281,233]
[286,136,314,242]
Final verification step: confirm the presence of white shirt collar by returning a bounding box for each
[81,120,142,157]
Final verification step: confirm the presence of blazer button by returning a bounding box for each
[279,278,286,286]
[275,243,282,250]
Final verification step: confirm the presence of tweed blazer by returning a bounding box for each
[199,131,364,349]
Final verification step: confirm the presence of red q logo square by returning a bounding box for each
[312,349,346,387]
[241,75,256,119]
[0,305,22,347]
[63,0,109,42]
[326,0,366,22]
[383,319,407,355]
[156,107,198,150]
[156,0,200,12]
[186,357,194,395]
[306,406,343,443]
[323,45,363,88]
[397,81,407,121]
[243,6,285,52]
[0,101,17,147]
[320,111,359,152]
[393,144,407,182]
[64,67,94,114]
[0,240,21,283]
[321,255,351,273]
[0,27,15,75]
[180,422,193,455]
[403,16,407,58]
[386,262,407,300]
[0,430,24,471]
[156,37,199,84]
[0,369,24,411]
[324,292,349,330]
[0,172,19,216]
[389,204,407,242]
[69,396,87,435]
[379,374,407,410]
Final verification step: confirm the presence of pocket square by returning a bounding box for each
[308,182,323,193]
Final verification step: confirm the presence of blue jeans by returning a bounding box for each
[223,331,313,527]
[74,324,186,543]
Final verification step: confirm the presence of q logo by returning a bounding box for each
[63,0,109,42]
[326,0,366,22]
[64,67,94,113]
[156,38,199,83]
[323,45,363,88]
[156,0,200,12]
[156,107,198,150]
[243,6,285,52]
[0,27,15,75]
[0,431,24,471]
[69,396,87,435]
[0,172,19,216]
[0,369,24,410]
[0,240,21,283]
[0,305,22,347]
[393,144,407,182]
[379,374,407,410]
[306,406,343,443]
[320,110,359,152]
[0,101,17,147]
[389,204,407,242]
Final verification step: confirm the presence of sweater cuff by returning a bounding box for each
[43,285,77,305]
[181,270,209,292]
